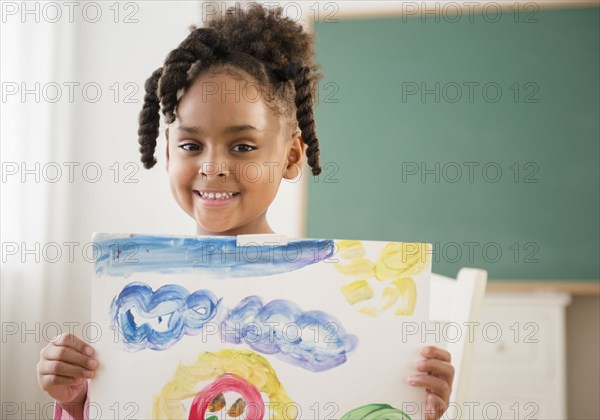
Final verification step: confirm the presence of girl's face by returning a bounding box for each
[166,69,304,236]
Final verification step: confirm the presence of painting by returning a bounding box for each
[91,233,432,419]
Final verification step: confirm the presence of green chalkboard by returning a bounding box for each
[308,6,599,280]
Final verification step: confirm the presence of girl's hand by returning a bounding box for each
[36,333,98,410]
[408,346,455,420]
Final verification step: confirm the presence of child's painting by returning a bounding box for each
[91,233,432,419]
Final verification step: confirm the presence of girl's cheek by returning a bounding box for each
[244,165,261,182]
[171,163,193,179]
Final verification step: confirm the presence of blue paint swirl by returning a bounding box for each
[93,234,334,278]
[110,283,359,371]
[109,282,221,351]
[222,296,358,372]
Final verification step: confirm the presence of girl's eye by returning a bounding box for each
[179,143,201,152]
[178,143,255,153]
[233,144,256,152]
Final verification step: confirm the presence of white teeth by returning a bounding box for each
[199,191,237,200]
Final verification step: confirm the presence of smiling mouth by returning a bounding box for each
[194,191,240,200]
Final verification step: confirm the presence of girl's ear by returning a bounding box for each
[284,130,306,180]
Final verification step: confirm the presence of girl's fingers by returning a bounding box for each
[51,333,95,357]
[42,345,98,371]
[424,391,448,420]
[415,358,455,383]
[420,345,451,363]
[39,374,85,388]
[38,360,94,380]
[407,373,451,402]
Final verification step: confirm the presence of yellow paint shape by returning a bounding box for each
[356,286,395,317]
[334,240,426,317]
[356,282,400,317]
[356,277,417,317]
[375,243,431,281]
[336,240,367,259]
[153,349,296,420]
[380,285,401,312]
[358,306,380,317]
[341,280,374,305]
[392,277,417,316]
[333,256,375,278]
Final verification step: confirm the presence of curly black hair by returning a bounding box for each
[137,2,323,175]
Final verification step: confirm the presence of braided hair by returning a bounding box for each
[137,2,323,176]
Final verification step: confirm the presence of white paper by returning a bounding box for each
[90,233,432,420]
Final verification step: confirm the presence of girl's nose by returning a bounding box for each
[199,161,233,177]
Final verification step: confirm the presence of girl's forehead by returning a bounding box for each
[172,104,287,139]
[176,94,270,126]
[174,73,286,132]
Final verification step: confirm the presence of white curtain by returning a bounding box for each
[1,11,78,409]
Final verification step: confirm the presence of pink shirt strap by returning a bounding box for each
[53,381,90,420]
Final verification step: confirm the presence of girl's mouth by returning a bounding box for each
[194,190,240,207]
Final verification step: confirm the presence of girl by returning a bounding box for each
[37,3,454,419]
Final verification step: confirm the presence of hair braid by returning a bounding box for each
[159,27,230,124]
[138,66,163,169]
[280,58,322,176]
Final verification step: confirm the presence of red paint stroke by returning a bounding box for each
[188,373,264,420]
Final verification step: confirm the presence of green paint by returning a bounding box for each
[340,403,411,420]
[205,416,218,420]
